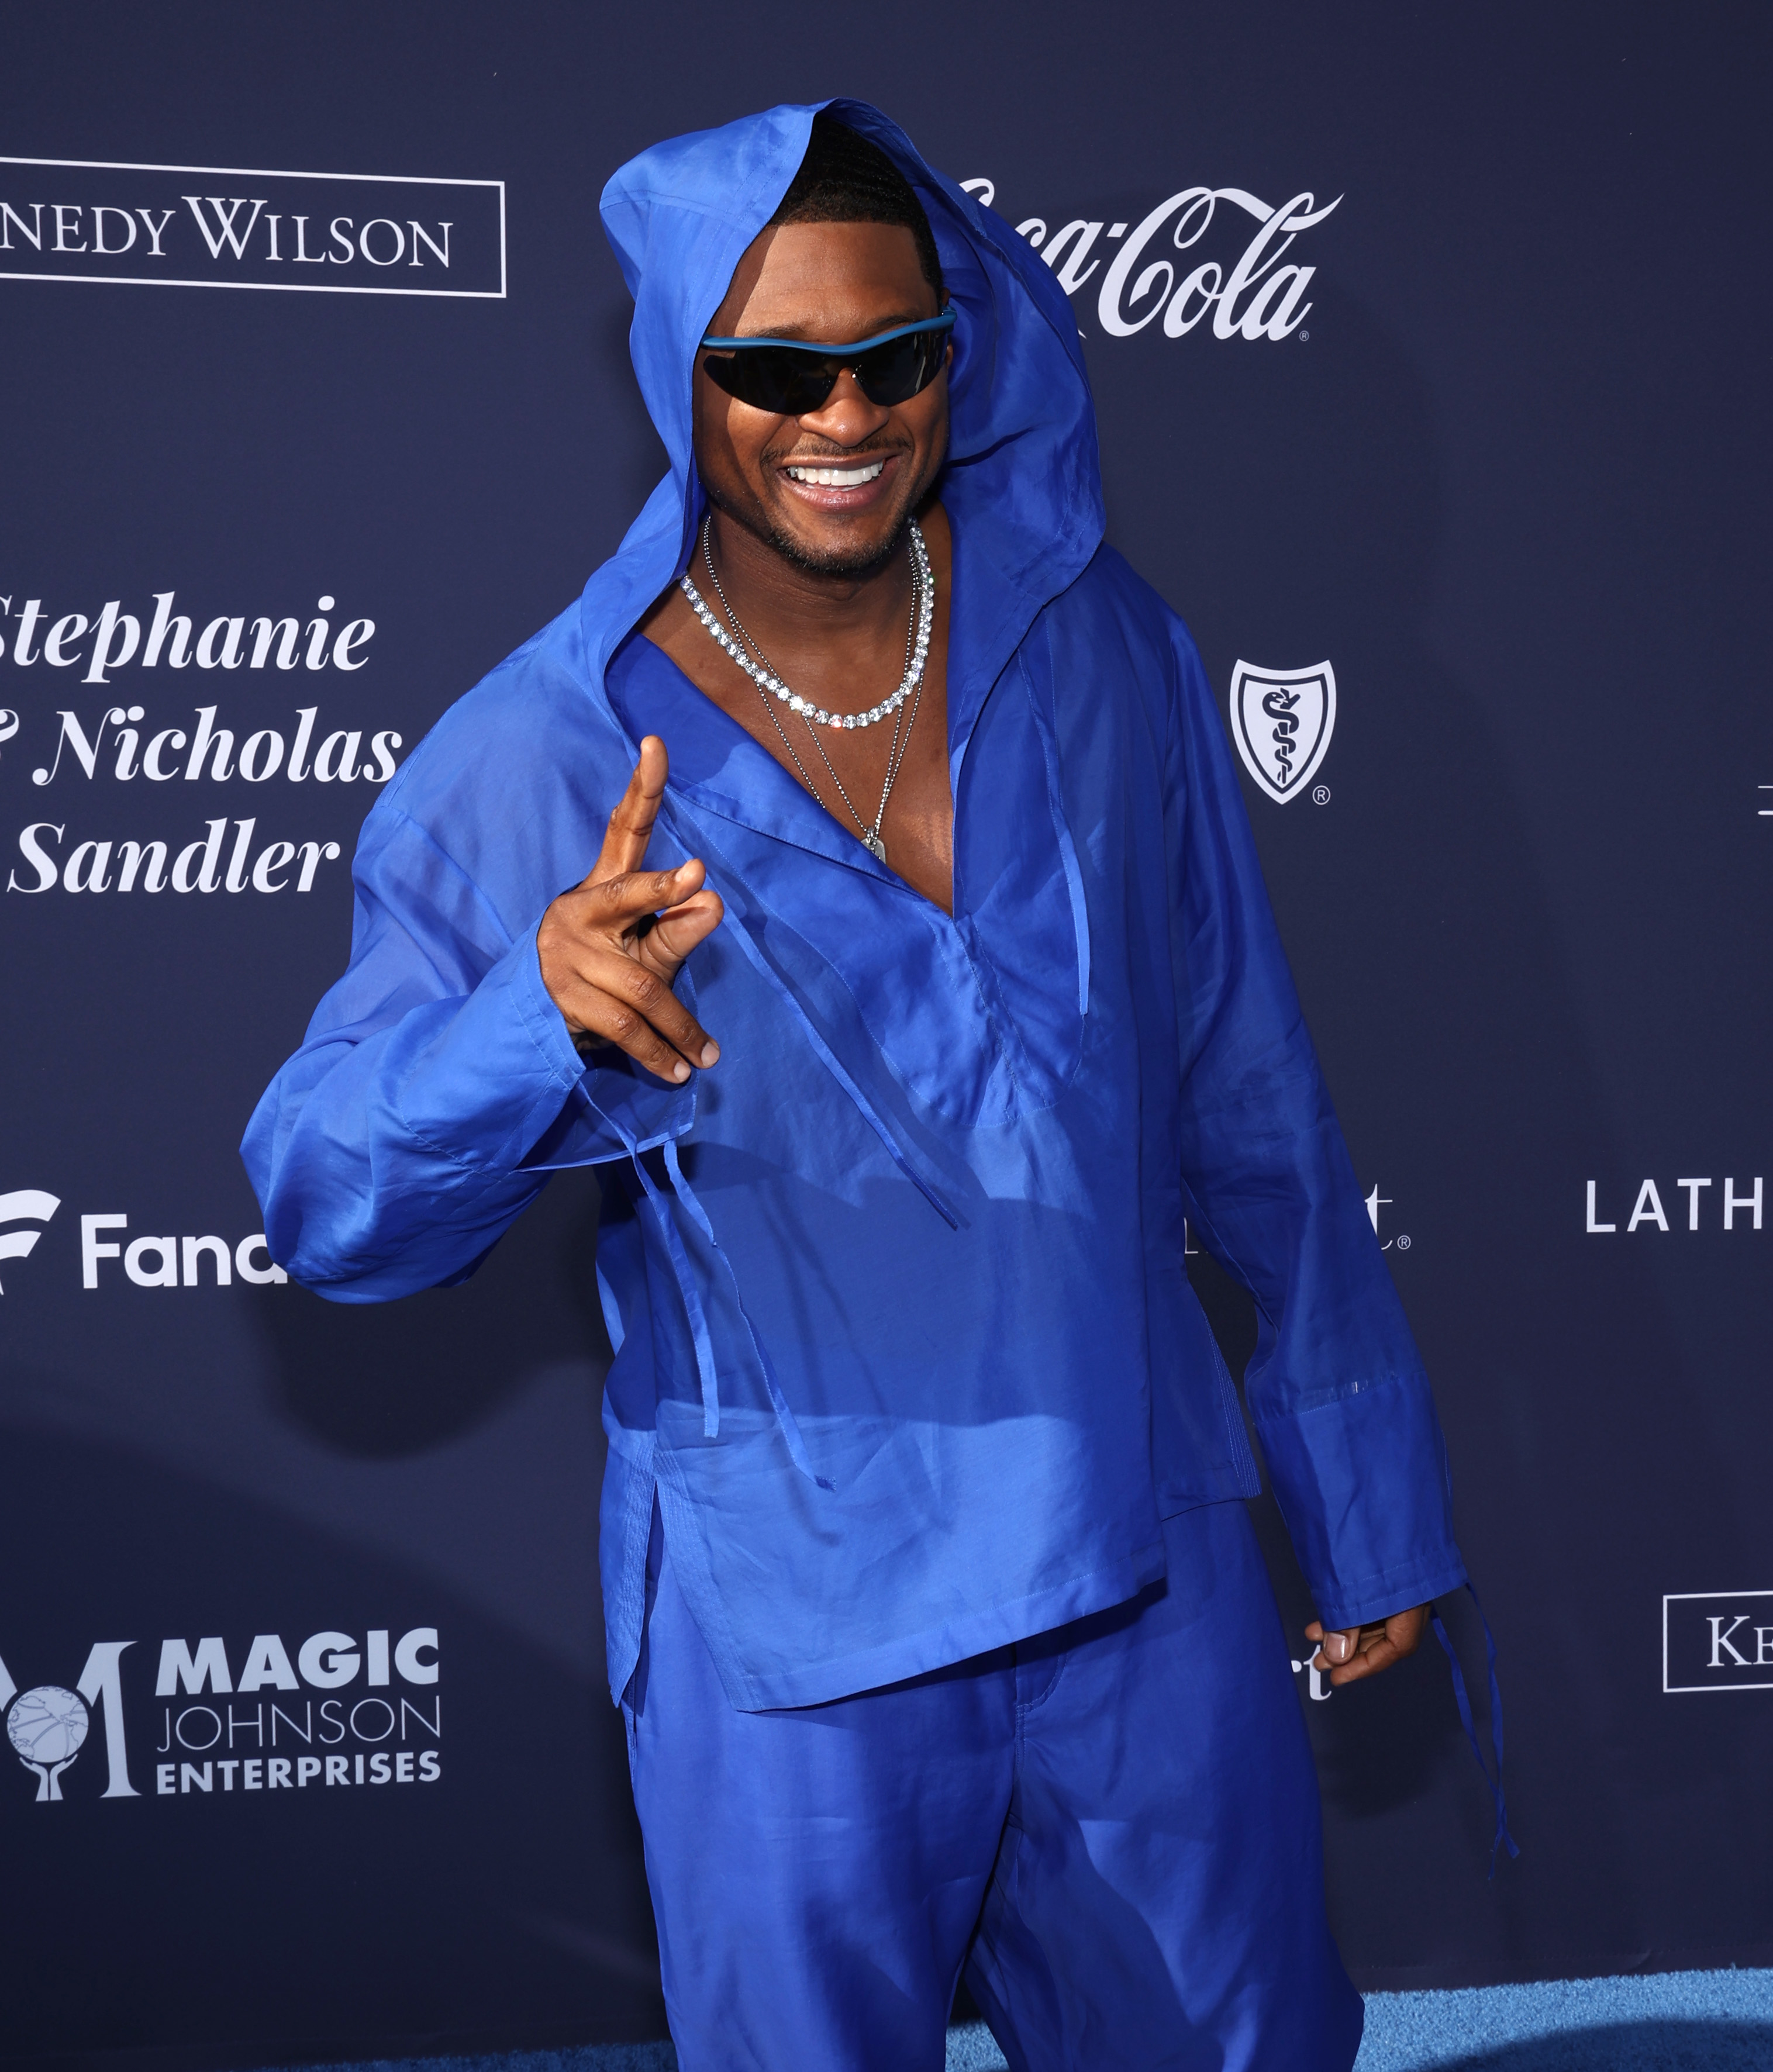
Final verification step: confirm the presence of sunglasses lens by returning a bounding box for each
[851,331,946,406]
[702,347,838,415]
[701,318,950,414]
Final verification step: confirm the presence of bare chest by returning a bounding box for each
[641,537,956,911]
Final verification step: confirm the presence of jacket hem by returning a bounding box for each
[721,1543,1167,1712]
[1155,1467,1262,1520]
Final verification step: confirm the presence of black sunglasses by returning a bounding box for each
[699,307,956,415]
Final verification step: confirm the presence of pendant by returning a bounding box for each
[862,828,887,863]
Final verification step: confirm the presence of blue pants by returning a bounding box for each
[624,1500,1362,2072]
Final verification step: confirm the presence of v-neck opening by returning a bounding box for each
[623,627,958,923]
[602,613,1089,1133]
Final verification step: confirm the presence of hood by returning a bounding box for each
[580,98,1105,694]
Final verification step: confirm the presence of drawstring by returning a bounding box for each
[718,905,961,1230]
[582,826,960,1493]
[663,1140,833,1491]
[1431,1583,1519,1876]
[618,1118,724,1440]
[594,1262,627,1355]
[581,1087,832,1489]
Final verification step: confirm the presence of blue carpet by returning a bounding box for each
[1352,1969,1773,2070]
[263,1969,1773,2071]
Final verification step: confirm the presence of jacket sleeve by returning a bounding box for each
[241,802,692,1303]
[1163,631,1467,1629]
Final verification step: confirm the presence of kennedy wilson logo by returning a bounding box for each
[1664,1594,1773,1693]
[0,159,503,298]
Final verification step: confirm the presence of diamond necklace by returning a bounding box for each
[683,514,932,865]
[681,513,932,732]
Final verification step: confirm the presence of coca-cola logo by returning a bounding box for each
[960,179,1340,342]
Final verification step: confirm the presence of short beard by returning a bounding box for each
[703,461,922,579]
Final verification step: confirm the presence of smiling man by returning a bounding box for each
[246,106,1473,2072]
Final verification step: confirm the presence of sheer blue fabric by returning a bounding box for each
[242,99,1467,1713]
[627,1502,1365,2071]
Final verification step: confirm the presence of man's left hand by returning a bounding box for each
[1303,1605,1430,1687]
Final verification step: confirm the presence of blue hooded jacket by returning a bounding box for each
[243,99,1467,1712]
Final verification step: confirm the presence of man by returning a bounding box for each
[247,105,1472,2071]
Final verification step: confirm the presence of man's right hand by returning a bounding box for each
[537,735,724,1084]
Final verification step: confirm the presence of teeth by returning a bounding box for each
[786,461,885,486]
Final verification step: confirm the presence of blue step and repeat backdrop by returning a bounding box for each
[2,2,1768,2063]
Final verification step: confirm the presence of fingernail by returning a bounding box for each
[672,1061,690,1082]
[1329,1635,1350,1662]
[700,1042,720,1066]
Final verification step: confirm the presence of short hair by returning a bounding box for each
[770,114,945,307]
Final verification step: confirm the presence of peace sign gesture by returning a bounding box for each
[537,735,724,1083]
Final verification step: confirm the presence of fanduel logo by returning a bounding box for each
[0,160,503,298]
[960,178,1338,341]
[81,1214,287,1289]
[0,1189,58,1293]
[1229,661,1337,803]
[1664,1593,1773,1693]
[0,1203,288,1290]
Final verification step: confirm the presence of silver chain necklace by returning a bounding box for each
[681,514,932,731]
[684,514,932,865]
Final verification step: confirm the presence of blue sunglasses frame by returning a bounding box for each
[698,306,956,413]
[699,306,957,353]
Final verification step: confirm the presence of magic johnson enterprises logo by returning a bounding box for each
[1664,1594,1773,1693]
[1229,661,1337,804]
[1,1628,442,1804]
[961,178,1338,343]
[1,1646,134,1801]
[0,159,503,298]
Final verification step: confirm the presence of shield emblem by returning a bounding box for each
[1228,660,1336,804]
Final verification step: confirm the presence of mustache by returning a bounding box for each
[765,435,910,466]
